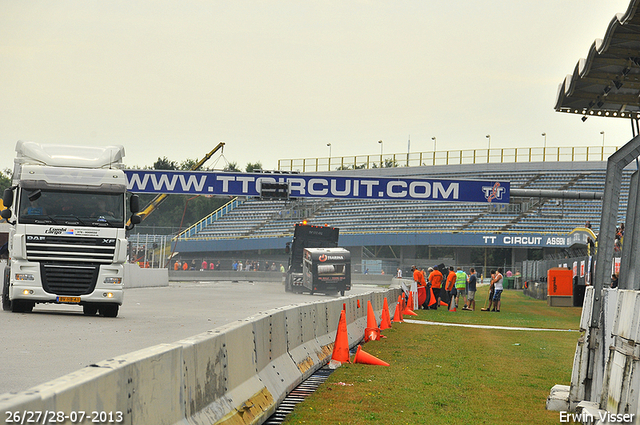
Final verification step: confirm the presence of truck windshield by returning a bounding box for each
[18,189,124,227]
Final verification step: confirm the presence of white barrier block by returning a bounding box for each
[180,330,229,422]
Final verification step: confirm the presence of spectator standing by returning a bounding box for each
[492,268,504,312]
[445,266,456,306]
[481,270,496,311]
[411,265,424,310]
[455,267,467,309]
[463,268,477,311]
[396,268,402,278]
[428,266,444,310]
[209,261,215,270]
[201,259,208,271]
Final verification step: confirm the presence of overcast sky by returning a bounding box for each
[0,0,634,172]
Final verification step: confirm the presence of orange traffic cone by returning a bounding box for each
[449,296,457,312]
[440,300,448,307]
[403,292,418,316]
[380,298,392,330]
[392,295,404,323]
[329,310,350,367]
[353,345,390,366]
[357,299,361,309]
[364,301,381,342]
[428,287,436,307]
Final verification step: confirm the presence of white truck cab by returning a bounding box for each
[1,141,140,317]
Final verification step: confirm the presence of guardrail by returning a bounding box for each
[278,146,619,172]
[0,287,401,425]
[176,197,243,240]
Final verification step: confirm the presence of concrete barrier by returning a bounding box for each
[169,271,395,286]
[124,264,169,288]
[0,287,402,425]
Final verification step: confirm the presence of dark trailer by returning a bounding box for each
[302,247,351,296]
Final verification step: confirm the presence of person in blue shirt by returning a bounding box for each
[463,268,477,311]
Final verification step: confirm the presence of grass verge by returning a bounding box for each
[282,290,581,425]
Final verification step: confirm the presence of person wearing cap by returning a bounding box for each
[428,266,444,309]
[455,267,468,309]
[411,265,424,310]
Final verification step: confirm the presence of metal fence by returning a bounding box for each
[278,145,619,172]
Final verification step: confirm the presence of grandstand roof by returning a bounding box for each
[555,0,640,120]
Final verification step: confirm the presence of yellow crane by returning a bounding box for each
[128,142,225,225]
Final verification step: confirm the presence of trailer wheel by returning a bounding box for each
[99,304,119,318]
[2,267,11,311]
[83,304,98,316]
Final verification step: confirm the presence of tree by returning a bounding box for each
[180,159,198,170]
[153,157,178,170]
[245,162,263,172]
[384,158,399,168]
[224,162,240,172]
[0,169,11,193]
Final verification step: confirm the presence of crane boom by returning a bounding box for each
[131,142,225,223]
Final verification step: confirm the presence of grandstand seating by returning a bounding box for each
[177,163,632,241]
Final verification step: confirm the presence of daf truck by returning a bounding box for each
[1,141,141,317]
[284,222,351,296]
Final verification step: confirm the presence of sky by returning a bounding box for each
[0,0,635,172]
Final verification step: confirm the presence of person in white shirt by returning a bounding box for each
[492,268,504,312]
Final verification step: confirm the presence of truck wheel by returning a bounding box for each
[11,300,30,313]
[2,267,11,311]
[284,277,292,292]
[83,304,98,316]
[99,304,119,318]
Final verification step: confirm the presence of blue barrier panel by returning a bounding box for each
[125,170,510,204]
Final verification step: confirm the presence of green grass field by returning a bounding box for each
[282,290,582,425]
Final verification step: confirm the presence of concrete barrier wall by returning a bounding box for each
[0,287,402,425]
[124,264,169,288]
[168,270,394,286]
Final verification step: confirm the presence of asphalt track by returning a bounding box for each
[0,280,384,394]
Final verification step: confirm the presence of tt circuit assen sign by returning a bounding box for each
[125,170,510,204]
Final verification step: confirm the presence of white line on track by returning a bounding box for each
[402,319,578,332]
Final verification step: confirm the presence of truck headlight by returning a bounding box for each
[104,277,122,285]
[15,273,34,281]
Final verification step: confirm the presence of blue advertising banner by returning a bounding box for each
[125,170,510,203]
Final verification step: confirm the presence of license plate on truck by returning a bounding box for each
[57,296,81,304]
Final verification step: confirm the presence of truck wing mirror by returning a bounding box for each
[126,214,141,230]
[129,194,140,214]
[3,188,13,208]
[1,209,11,220]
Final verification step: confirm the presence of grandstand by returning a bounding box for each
[169,159,630,265]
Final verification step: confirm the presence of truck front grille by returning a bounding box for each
[41,263,99,296]
[26,235,116,264]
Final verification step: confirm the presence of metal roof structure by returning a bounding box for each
[555,0,640,124]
